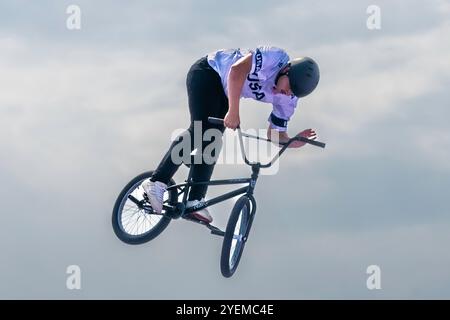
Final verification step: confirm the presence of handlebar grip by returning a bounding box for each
[296,136,326,148]
[208,117,224,125]
[208,117,240,129]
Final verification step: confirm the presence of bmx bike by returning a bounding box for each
[112,117,326,277]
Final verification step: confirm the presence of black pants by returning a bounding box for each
[151,56,229,200]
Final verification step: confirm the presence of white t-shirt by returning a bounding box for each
[207,46,299,132]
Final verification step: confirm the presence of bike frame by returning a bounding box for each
[162,117,325,220]
[164,163,260,217]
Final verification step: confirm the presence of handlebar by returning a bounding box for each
[207,116,325,168]
[291,136,326,148]
[207,117,225,126]
[208,117,326,148]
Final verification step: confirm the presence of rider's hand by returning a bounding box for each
[224,111,240,130]
[289,129,317,148]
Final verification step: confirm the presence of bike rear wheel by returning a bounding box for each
[112,171,178,245]
[220,195,252,278]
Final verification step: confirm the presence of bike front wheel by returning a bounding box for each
[221,195,252,278]
[112,171,178,245]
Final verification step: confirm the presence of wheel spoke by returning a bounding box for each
[115,175,172,241]
[121,208,162,235]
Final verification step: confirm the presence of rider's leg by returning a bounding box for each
[184,57,228,222]
[143,129,191,214]
[184,123,224,223]
[185,58,228,202]
[150,129,190,184]
[150,56,222,184]
[146,56,228,216]
[187,123,225,201]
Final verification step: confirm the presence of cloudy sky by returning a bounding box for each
[1,0,449,299]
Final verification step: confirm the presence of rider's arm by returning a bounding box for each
[267,126,291,146]
[267,126,317,148]
[227,53,252,116]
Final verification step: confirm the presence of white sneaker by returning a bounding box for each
[186,198,213,223]
[141,179,167,214]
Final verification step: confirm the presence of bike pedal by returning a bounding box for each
[142,203,154,214]
[208,225,225,237]
[183,214,208,225]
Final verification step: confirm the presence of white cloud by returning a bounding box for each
[308,21,450,134]
[1,0,450,299]
[415,128,450,172]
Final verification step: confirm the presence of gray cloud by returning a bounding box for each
[1,0,450,299]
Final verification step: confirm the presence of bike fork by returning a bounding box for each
[243,195,257,242]
[242,165,259,242]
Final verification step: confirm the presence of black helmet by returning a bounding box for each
[286,57,320,98]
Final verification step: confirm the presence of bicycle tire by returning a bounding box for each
[220,195,251,277]
[112,171,177,245]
